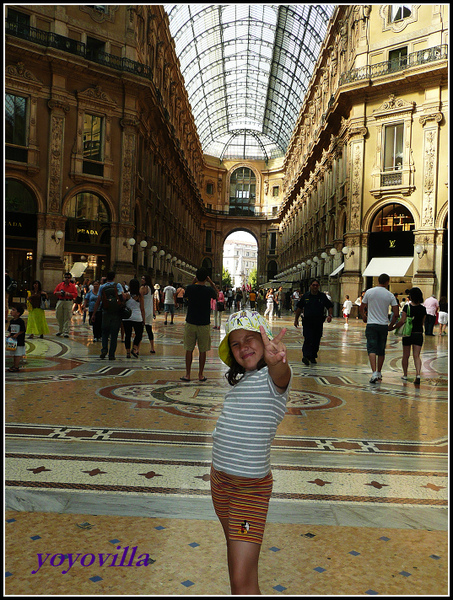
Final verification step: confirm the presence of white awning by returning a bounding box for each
[362,257,413,277]
[329,262,344,277]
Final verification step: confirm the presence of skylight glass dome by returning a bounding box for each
[164,4,335,161]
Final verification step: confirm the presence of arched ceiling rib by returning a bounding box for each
[164,4,335,161]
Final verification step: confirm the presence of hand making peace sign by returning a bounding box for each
[259,325,288,366]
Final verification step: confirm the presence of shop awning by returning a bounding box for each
[329,262,344,277]
[362,257,413,277]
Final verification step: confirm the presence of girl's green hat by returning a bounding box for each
[218,309,273,366]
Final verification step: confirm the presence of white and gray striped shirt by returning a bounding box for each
[212,366,291,478]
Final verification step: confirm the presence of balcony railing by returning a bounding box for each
[5,20,155,84]
[340,45,448,85]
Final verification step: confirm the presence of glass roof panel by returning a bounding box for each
[164,4,335,161]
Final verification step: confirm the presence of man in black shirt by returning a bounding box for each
[294,279,333,365]
[181,267,217,382]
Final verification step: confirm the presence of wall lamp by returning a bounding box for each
[330,247,338,256]
[158,249,166,257]
[342,246,354,258]
[51,230,64,244]
[414,243,427,258]
[123,237,136,249]
[139,240,148,250]
[321,252,328,260]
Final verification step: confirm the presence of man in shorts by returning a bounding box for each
[163,280,176,325]
[180,268,217,382]
[359,273,399,383]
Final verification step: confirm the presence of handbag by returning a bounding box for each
[395,304,413,337]
[6,337,18,352]
[119,305,132,320]
[216,301,225,312]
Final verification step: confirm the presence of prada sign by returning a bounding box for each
[5,212,37,237]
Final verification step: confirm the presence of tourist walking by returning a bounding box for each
[342,295,353,326]
[53,273,78,337]
[123,278,145,358]
[359,273,399,383]
[294,278,333,365]
[180,267,217,382]
[423,294,439,336]
[141,274,156,353]
[264,288,274,319]
[84,280,102,341]
[26,280,49,339]
[163,281,176,325]
[390,287,426,385]
[91,271,124,360]
[437,296,448,336]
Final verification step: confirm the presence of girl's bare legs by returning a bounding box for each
[401,345,411,377]
[412,344,422,377]
[228,540,261,595]
[218,516,261,595]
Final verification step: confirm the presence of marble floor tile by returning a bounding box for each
[5,309,448,594]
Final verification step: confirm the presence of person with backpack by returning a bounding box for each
[91,271,124,360]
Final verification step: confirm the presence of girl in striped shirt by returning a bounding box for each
[212,310,291,595]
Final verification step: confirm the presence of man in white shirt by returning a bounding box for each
[359,273,399,383]
[163,281,176,325]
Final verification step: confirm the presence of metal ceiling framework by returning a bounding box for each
[164,4,335,161]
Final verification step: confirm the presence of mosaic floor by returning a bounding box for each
[5,308,449,595]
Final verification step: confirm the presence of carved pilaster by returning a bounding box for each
[119,118,138,226]
[47,99,69,213]
[419,114,442,230]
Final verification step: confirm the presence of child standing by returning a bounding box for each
[212,310,291,595]
[7,304,26,372]
[343,294,353,325]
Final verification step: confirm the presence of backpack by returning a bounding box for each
[102,283,122,313]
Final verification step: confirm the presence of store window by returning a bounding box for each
[229,167,256,216]
[371,203,415,232]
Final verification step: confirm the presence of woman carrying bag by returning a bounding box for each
[390,287,426,385]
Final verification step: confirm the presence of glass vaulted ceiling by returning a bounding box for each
[164,4,335,161]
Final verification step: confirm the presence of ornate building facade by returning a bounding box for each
[5,5,449,305]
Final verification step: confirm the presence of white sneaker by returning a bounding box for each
[401,376,408,381]
[370,372,379,383]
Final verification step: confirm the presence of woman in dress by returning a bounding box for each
[26,280,49,339]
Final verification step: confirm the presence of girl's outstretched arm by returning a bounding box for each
[259,325,291,391]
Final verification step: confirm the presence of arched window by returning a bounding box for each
[65,192,110,222]
[5,179,36,213]
[64,192,110,245]
[229,167,256,216]
[391,4,412,22]
[371,203,414,232]
[267,260,277,282]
